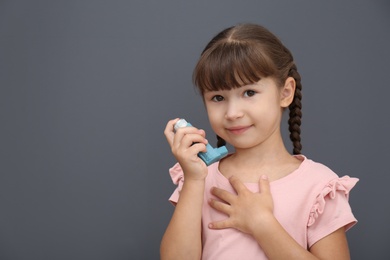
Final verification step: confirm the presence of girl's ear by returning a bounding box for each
[280,77,296,108]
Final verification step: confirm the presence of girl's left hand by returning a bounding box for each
[208,175,274,236]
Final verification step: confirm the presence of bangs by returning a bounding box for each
[193,41,276,94]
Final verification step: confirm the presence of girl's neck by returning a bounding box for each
[231,145,292,168]
[232,129,290,164]
[219,141,301,182]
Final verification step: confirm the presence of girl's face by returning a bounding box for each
[203,77,294,151]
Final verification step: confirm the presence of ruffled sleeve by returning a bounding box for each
[168,163,185,205]
[308,176,358,226]
[307,176,359,247]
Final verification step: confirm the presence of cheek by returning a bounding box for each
[259,106,283,130]
[207,111,219,127]
[206,109,223,133]
[205,104,221,120]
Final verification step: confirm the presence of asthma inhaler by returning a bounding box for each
[174,119,228,166]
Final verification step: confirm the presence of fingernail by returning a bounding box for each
[261,175,268,180]
[208,223,213,229]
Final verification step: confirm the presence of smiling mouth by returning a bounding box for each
[226,126,251,135]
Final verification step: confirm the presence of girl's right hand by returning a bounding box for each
[164,118,208,180]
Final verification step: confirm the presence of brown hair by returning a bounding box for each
[193,23,303,154]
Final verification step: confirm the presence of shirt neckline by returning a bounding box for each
[214,155,308,189]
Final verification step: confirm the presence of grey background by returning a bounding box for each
[1,0,389,259]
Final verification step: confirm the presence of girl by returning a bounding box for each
[161,23,358,260]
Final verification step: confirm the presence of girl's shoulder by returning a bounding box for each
[290,155,359,197]
[270,155,358,194]
[295,155,341,181]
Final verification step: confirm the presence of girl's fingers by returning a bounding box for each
[229,176,248,194]
[189,142,208,154]
[171,127,207,151]
[259,175,270,194]
[164,118,209,164]
[209,198,231,215]
[164,118,206,147]
[164,118,180,146]
[208,219,232,230]
[210,187,235,203]
[177,133,207,148]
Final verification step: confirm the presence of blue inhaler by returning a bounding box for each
[174,119,228,166]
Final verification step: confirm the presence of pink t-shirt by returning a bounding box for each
[168,155,358,260]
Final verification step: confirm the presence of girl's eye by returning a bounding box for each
[211,95,224,102]
[244,90,256,97]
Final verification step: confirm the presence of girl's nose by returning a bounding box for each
[225,101,244,120]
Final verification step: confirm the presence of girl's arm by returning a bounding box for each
[209,176,351,260]
[160,119,208,260]
[251,214,350,259]
[160,179,205,260]
[309,227,350,259]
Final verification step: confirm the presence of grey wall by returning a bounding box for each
[1,1,389,259]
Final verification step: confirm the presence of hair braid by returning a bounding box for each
[288,65,303,154]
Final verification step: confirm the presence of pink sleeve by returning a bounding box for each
[307,176,359,248]
[168,163,184,205]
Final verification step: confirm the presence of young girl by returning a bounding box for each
[161,23,358,260]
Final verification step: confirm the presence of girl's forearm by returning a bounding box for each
[253,216,319,260]
[160,179,205,260]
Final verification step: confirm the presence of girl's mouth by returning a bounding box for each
[226,125,251,135]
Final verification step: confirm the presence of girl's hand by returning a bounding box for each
[164,118,208,180]
[208,175,274,236]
